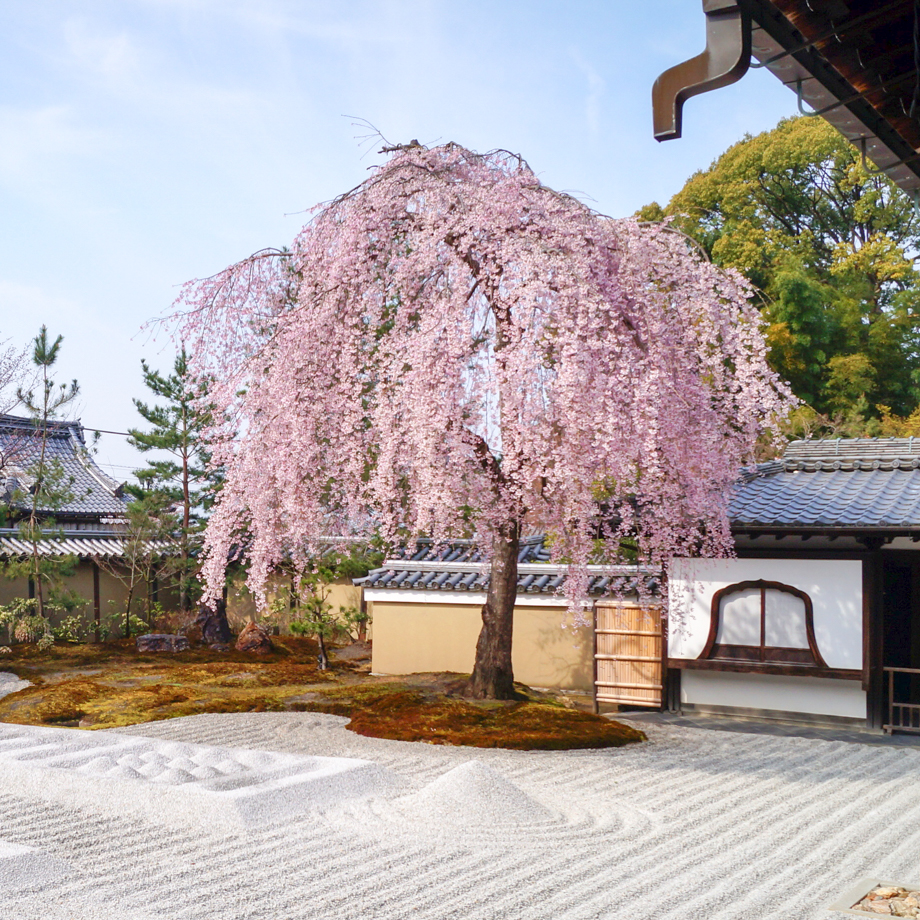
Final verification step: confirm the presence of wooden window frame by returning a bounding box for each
[700,579,829,670]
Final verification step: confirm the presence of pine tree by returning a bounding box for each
[127,348,219,616]
[9,327,83,622]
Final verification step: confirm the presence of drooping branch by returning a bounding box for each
[172,141,790,623]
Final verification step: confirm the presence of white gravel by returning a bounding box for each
[0,711,917,920]
[0,723,406,832]
[0,671,30,698]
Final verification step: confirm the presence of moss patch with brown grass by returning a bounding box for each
[0,642,645,748]
[0,637,339,729]
[295,683,646,749]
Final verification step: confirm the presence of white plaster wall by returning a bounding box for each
[680,670,867,719]
[668,557,863,669]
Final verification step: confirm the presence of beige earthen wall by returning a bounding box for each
[369,600,593,691]
[0,560,151,640]
[226,572,365,637]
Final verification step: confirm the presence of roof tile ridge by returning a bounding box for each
[68,431,124,498]
[0,413,77,435]
[785,436,920,459]
[740,460,783,481]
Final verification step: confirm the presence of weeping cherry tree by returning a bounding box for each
[176,143,790,699]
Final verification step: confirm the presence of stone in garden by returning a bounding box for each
[191,599,233,647]
[235,622,273,654]
[136,634,190,653]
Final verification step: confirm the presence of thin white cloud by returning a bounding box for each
[63,19,142,84]
[571,49,606,136]
[57,13,289,142]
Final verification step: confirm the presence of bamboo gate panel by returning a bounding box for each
[594,602,664,709]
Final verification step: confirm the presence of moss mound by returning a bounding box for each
[0,637,334,729]
[298,686,645,749]
[0,644,645,749]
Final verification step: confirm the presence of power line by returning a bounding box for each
[87,427,132,437]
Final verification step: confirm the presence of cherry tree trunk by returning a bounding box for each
[466,520,520,699]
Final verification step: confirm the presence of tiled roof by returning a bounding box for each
[363,439,920,590]
[0,414,128,521]
[0,531,170,559]
[781,437,920,470]
[357,537,662,596]
[732,438,920,531]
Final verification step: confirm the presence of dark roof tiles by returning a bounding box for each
[733,438,920,530]
[0,414,127,519]
[364,439,920,595]
[358,534,662,596]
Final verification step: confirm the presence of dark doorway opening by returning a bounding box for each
[881,555,920,731]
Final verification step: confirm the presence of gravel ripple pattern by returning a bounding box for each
[0,711,916,920]
[0,671,30,698]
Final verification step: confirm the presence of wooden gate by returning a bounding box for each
[594,602,664,709]
[884,667,920,733]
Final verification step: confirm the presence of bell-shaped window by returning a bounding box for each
[702,580,826,668]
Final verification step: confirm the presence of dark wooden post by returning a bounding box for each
[666,669,682,713]
[93,561,101,643]
[863,540,885,731]
[659,606,668,713]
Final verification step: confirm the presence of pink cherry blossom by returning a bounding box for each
[173,143,791,697]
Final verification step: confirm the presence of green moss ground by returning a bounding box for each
[297,684,645,749]
[0,638,334,729]
[0,640,645,749]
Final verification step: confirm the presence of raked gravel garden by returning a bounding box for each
[0,661,917,920]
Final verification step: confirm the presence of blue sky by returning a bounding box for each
[1,1,797,479]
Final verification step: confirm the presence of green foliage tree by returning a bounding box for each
[639,117,920,430]
[93,493,175,638]
[7,327,84,627]
[286,545,381,669]
[127,349,219,615]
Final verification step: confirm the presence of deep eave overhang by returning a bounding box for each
[732,524,920,541]
[654,1,920,194]
[744,0,920,192]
